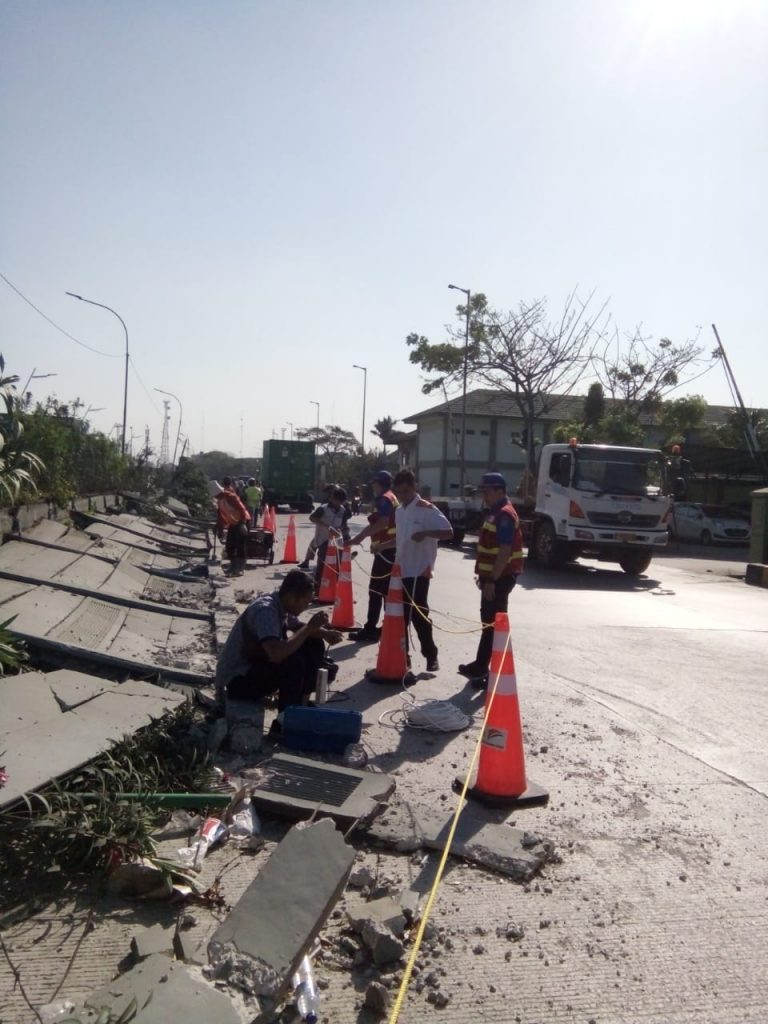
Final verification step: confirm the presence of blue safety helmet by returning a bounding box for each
[371,470,392,488]
[478,472,507,489]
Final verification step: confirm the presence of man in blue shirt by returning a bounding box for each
[349,470,398,642]
[216,570,342,710]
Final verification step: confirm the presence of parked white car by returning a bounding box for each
[669,503,751,545]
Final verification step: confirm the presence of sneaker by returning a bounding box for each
[469,673,489,691]
[458,662,485,679]
[349,625,381,643]
[426,656,439,673]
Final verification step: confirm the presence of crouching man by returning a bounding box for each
[216,569,342,711]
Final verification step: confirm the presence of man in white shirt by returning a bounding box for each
[390,469,453,672]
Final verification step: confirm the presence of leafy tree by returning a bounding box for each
[0,355,44,502]
[167,457,212,515]
[583,382,606,430]
[713,408,768,450]
[190,450,262,482]
[659,395,708,446]
[295,425,359,483]
[371,416,399,451]
[407,290,607,471]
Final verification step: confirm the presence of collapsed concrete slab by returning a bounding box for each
[243,752,396,829]
[366,799,555,880]
[86,953,240,1024]
[0,669,184,808]
[207,818,355,1005]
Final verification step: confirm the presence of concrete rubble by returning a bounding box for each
[366,797,554,879]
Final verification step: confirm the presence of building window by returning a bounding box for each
[480,429,489,436]
[466,429,475,435]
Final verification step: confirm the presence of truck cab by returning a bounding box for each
[531,441,671,575]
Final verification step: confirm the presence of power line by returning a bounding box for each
[129,356,161,414]
[0,271,121,358]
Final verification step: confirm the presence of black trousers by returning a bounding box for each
[225,522,248,562]
[474,576,517,671]
[227,636,325,711]
[365,551,395,628]
[402,576,438,660]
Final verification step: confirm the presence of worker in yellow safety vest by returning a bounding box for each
[458,472,524,690]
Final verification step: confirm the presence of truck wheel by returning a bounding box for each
[535,520,566,568]
[619,552,652,575]
[451,529,465,547]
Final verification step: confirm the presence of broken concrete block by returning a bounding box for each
[207,818,355,1002]
[361,921,405,966]
[398,888,422,923]
[366,799,554,880]
[347,896,406,938]
[86,952,240,1023]
[244,752,395,829]
[131,924,174,959]
[348,864,375,889]
[173,929,206,965]
[226,698,264,755]
[364,980,391,1016]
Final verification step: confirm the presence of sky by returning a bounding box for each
[2,0,766,458]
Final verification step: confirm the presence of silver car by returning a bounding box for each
[669,503,751,545]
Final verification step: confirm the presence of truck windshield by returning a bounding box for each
[573,449,664,496]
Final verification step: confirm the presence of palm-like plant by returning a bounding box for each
[371,415,399,451]
[0,355,44,502]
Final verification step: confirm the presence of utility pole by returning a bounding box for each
[159,400,171,466]
[712,324,768,481]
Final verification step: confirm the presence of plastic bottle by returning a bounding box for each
[292,954,320,1023]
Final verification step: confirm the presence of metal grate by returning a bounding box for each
[256,760,361,808]
[587,511,660,528]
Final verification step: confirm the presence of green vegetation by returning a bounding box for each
[0,355,44,502]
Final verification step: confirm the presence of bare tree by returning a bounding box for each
[408,290,608,470]
[595,328,707,416]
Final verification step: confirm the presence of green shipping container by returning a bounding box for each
[262,439,316,512]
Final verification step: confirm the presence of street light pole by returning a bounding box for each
[66,292,129,455]
[352,365,367,453]
[310,400,320,429]
[286,422,294,441]
[448,284,471,494]
[154,388,183,468]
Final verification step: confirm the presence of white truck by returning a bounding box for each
[529,441,672,575]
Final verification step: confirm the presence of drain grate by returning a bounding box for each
[257,760,361,808]
[53,598,123,647]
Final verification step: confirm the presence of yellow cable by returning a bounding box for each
[387,630,510,1024]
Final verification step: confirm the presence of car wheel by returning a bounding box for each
[700,529,712,546]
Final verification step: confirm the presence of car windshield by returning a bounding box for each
[700,505,747,520]
[573,449,664,496]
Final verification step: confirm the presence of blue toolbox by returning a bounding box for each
[281,706,363,754]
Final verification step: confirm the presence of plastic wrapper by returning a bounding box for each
[177,816,227,871]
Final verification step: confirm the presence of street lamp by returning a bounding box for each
[310,400,320,429]
[154,388,183,468]
[448,283,471,494]
[286,421,294,441]
[352,365,367,453]
[66,292,129,455]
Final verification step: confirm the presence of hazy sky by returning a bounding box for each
[2,0,766,457]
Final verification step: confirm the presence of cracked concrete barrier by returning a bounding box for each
[207,818,355,1007]
[366,798,555,880]
[0,669,184,808]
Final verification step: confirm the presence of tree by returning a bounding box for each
[595,329,707,422]
[295,425,359,483]
[713,408,768,450]
[659,395,708,446]
[370,416,399,451]
[0,355,44,502]
[583,382,606,430]
[168,457,211,515]
[407,290,607,471]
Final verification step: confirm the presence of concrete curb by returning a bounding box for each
[745,562,768,588]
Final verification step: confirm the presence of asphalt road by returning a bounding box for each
[339,523,768,1022]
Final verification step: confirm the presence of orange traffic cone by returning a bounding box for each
[331,543,355,628]
[366,564,415,685]
[458,613,549,808]
[315,537,338,605]
[280,515,299,564]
